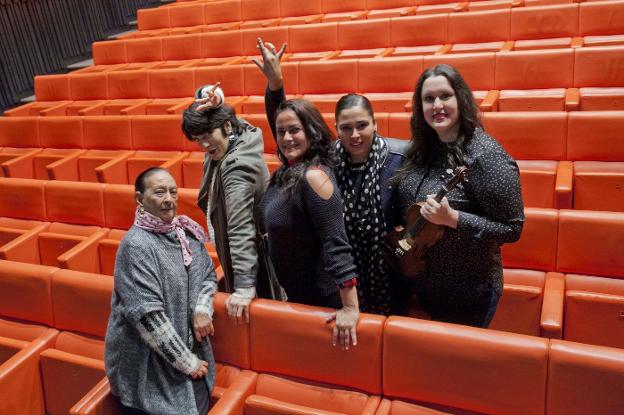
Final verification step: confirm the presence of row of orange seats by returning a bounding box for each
[1,261,623,415]
[134,0,620,35]
[1,212,621,349]
[1,111,622,160]
[31,49,624,112]
[0,177,622,281]
[93,3,624,65]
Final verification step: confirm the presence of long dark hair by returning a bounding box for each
[272,99,336,194]
[394,64,481,183]
[181,102,243,140]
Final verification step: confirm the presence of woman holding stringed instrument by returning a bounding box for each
[389,64,524,328]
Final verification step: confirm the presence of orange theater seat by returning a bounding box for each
[567,111,624,161]
[0,117,40,148]
[389,14,448,57]
[45,180,106,226]
[510,4,579,46]
[0,261,59,415]
[204,0,242,26]
[383,316,548,415]
[244,299,384,414]
[103,184,136,230]
[495,49,574,111]
[573,46,624,110]
[573,161,624,212]
[367,0,416,19]
[579,0,624,47]
[92,40,128,65]
[82,116,132,150]
[38,116,83,148]
[557,209,624,279]
[502,208,559,272]
[46,150,134,184]
[239,0,280,29]
[38,269,112,415]
[34,74,71,101]
[448,9,511,54]
[547,340,624,415]
[182,151,205,189]
[490,269,564,338]
[321,0,368,22]
[0,147,42,179]
[0,218,48,264]
[287,22,339,61]
[0,177,47,221]
[517,160,573,209]
[107,70,151,99]
[98,229,126,276]
[336,19,391,59]
[482,112,567,160]
[136,7,169,30]
[578,87,624,111]
[357,57,423,112]
[36,222,108,273]
[563,274,624,349]
[125,37,163,63]
[169,2,204,28]
[299,60,359,113]
[149,67,196,99]
[131,114,186,151]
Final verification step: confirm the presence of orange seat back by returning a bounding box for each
[557,210,624,279]
[424,52,496,92]
[482,112,567,160]
[0,260,56,329]
[449,9,510,44]
[567,111,624,161]
[83,116,132,150]
[502,208,558,271]
[211,293,251,368]
[511,4,578,41]
[383,316,548,415]
[495,49,574,90]
[38,116,84,148]
[249,299,385,395]
[0,177,47,221]
[547,340,624,415]
[289,22,338,53]
[564,274,624,349]
[574,46,624,88]
[0,117,40,148]
[45,180,106,226]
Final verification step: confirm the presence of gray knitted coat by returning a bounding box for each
[104,226,217,415]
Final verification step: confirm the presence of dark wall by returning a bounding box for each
[0,0,161,113]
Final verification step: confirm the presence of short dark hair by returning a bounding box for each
[134,167,170,193]
[181,103,242,140]
[335,93,375,122]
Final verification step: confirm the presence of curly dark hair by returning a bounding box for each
[181,102,243,140]
[394,64,482,183]
[271,99,336,194]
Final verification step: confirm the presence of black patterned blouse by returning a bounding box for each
[397,127,524,306]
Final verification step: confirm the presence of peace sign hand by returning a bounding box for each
[195,82,224,111]
[251,37,287,91]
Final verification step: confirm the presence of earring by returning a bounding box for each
[138,205,145,215]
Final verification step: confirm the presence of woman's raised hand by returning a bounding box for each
[195,82,223,111]
[252,37,287,91]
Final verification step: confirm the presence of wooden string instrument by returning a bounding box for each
[382,166,468,279]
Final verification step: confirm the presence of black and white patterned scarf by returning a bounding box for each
[336,135,391,315]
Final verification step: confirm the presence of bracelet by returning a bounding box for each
[338,277,358,289]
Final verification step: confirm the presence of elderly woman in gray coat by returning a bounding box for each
[105,167,217,415]
[182,85,271,324]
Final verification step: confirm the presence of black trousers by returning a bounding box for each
[416,288,501,328]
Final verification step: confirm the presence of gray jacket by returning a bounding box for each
[197,120,269,291]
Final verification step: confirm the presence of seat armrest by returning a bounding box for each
[541,272,565,339]
[555,161,573,209]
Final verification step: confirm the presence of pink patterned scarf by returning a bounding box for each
[134,207,208,266]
